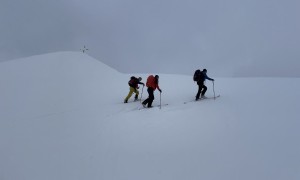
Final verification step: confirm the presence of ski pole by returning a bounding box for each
[212,81,215,99]
[140,85,144,103]
[159,92,162,109]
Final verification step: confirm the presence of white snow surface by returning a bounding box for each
[1,52,299,180]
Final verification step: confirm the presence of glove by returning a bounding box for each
[212,79,215,81]
[159,89,162,93]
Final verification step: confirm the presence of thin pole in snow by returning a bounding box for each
[159,92,162,109]
[140,86,144,103]
[213,81,216,99]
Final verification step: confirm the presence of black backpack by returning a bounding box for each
[128,76,137,87]
[193,69,204,82]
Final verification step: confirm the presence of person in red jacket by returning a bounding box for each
[142,75,162,108]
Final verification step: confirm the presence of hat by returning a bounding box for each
[203,69,207,72]
[155,75,159,79]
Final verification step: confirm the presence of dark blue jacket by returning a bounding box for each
[203,72,214,81]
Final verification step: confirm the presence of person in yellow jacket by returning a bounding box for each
[124,76,145,103]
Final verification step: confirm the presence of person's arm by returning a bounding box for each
[138,81,145,86]
[157,85,162,92]
[204,73,214,81]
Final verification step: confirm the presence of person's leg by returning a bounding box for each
[201,85,207,97]
[142,88,151,106]
[196,81,204,100]
[196,84,201,100]
[147,88,155,107]
[124,87,135,103]
[134,89,139,101]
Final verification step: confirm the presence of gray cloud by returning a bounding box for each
[1,0,300,77]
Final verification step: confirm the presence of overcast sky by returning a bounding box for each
[1,0,299,77]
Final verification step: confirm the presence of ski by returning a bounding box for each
[122,99,141,104]
[184,95,220,104]
[137,103,169,110]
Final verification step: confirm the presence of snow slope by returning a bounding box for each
[1,52,299,180]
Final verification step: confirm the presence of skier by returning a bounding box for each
[142,75,162,108]
[195,69,214,100]
[124,76,145,103]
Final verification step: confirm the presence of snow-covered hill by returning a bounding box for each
[1,52,299,180]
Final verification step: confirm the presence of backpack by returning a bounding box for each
[193,69,204,82]
[193,69,200,81]
[128,76,137,87]
[146,75,153,87]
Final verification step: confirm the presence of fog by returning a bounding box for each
[1,0,299,77]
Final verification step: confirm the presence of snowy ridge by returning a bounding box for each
[1,52,300,180]
[0,52,121,121]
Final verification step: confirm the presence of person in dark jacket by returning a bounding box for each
[124,77,144,103]
[195,69,214,100]
[142,75,162,108]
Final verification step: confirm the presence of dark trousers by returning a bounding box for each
[142,87,154,107]
[196,81,207,99]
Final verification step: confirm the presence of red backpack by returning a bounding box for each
[146,75,155,88]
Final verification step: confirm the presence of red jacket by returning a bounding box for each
[146,75,160,90]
